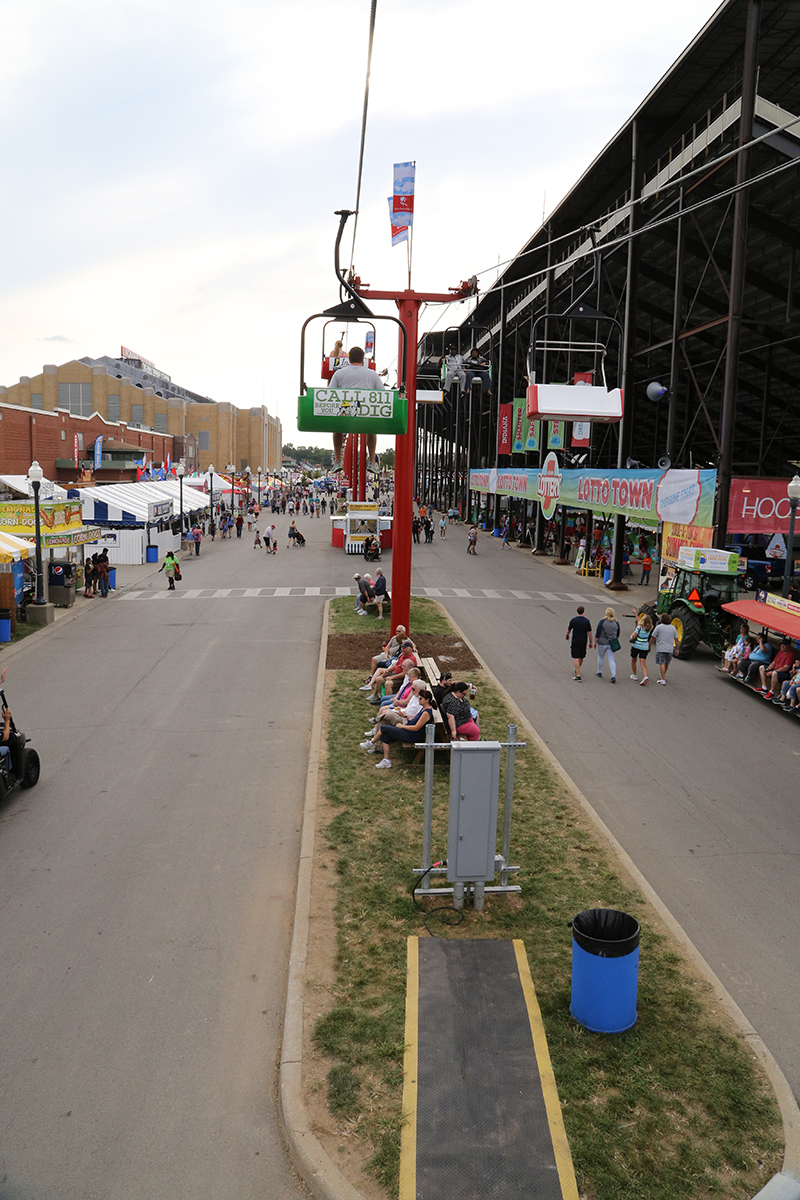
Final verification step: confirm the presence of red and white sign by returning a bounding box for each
[728,478,797,534]
[571,422,591,447]
[537,452,562,520]
[497,403,513,454]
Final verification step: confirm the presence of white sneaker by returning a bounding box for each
[366,746,378,754]
[360,741,373,749]
[657,679,666,685]
[630,674,638,680]
[375,758,392,769]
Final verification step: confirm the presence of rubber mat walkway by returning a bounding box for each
[401,937,578,1200]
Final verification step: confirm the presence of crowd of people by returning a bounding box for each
[354,625,480,768]
[722,624,800,708]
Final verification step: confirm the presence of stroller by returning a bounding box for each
[364,540,381,563]
[294,528,307,547]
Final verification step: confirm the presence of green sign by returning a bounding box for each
[297,388,407,434]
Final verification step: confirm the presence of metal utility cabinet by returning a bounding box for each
[447,742,502,885]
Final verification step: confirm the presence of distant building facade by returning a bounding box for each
[0,351,282,478]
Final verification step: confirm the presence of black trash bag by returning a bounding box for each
[570,908,640,958]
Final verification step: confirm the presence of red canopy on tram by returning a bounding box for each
[722,598,800,642]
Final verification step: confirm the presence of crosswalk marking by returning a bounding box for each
[118,585,606,603]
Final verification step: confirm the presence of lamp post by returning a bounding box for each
[208,462,215,534]
[782,474,800,598]
[257,466,263,507]
[227,462,236,515]
[27,461,46,605]
[177,460,185,544]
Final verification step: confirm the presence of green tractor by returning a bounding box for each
[638,566,741,658]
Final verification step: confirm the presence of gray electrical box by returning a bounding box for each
[447,742,502,883]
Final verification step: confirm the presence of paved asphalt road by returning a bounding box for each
[1,510,798,1200]
[414,521,800,1100]
[0,528,332,1200]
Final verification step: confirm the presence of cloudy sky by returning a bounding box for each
[0,0,722,446]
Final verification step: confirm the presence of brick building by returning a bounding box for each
[0,352,282,480]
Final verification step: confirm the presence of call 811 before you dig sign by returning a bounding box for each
[297,388,408,434]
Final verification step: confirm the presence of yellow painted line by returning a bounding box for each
[513,939,579,1200]
[399,936,419,1200]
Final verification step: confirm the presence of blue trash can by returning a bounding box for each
[603,567,612,585]
[0,608,11,643]
[570,908,640,1033]
[108,567,117,590]
[146,546,158,563]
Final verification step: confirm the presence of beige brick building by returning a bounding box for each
[0,354,282,476]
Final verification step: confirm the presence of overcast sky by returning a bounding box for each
[0,0,722,449]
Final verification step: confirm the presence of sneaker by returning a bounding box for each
[366,745,379,754]
[762,691,774,700]
[358,684,373,691]
[596,672,602,677]
[610,677,616,683]
[657,679,666,685]
[630,674,638,680]
[754,686,767,693]
[640,677,649,685]
[369,697,382,705]
[367,459,379,475]
[332,458,344,474]
[573,676,582,682]
[359,741,373,749]
[375,758,392,769]
[356,610,366,616]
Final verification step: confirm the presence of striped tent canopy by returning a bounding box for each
[0,531,32,564]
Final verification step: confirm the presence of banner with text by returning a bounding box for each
[661,520,714,568]
[469,466,717,526]
[728,478,797,534]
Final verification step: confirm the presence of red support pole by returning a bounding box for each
[391,295,421,636]
[344,434,353,491]
[358,433,367,502]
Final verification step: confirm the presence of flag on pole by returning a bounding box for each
[392,161,415,225]
[388,197,408,246]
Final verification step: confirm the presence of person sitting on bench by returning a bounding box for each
[441,681,481,741]
[372,690,436,769]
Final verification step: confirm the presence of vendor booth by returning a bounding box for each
[71,481,208,564]
[330,501,393,554]
[0,500,102,604]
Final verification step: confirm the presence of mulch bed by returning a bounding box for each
[326,634,480,673]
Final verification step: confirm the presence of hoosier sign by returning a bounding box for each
[297,388,407,434]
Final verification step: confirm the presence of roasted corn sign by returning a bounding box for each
[297,388,407,435]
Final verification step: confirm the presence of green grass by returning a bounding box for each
[313,638,783,1198]
[328,595,454,637]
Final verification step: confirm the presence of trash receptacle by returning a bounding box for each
[603,567,612,585]
[570,908,640,1033]
[108,567,117,590]
[146,546,159,563]
[0,608,11,643]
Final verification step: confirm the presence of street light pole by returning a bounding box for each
[208,463,215,534]
[28,460,46,605]
[177,460,185,544]
[227,462,236,515]
[782,475,800,598]
[257,466,262,507]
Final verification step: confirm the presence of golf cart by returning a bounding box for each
[0,686,40,802]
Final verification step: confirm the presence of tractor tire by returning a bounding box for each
[669,605,702,657]
[637,602,658,628]
[21,748,40,789]
[741,572,758,591]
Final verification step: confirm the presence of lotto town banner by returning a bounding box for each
[470,460,717,527]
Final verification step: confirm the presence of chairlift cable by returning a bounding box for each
[349,0,379,277]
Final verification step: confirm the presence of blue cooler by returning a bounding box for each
[570,908,640,1033]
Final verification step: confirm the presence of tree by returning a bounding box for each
[380,447,395,469]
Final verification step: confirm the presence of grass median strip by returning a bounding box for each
[310,597,783,1199]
